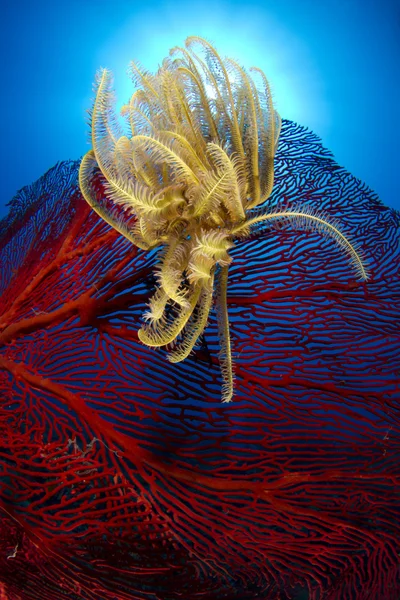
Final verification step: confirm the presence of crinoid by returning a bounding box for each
[79,36,369,403]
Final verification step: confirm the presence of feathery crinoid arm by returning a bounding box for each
[155,236,191,308]
[131,135,201,187]
[216,265,235,403]
[173,63,219,141]
[225,58,261,207]
[185,36,246,161]
[83,68,164,247]
[177,36,280,212]
[247,66,281,207]
[138,284,203,347]
[233,206,369,281]
[205,143,246,221]
[78,151,150,250]
[167,280,214,363]
[88,68,126,184]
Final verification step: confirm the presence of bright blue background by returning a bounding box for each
[1,0,399,220]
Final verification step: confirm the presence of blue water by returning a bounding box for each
[1,0,399,218]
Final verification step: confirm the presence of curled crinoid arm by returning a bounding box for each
[156,237,190,308]
[142,288,169,324]
[138,284,202,347]
[79,151,150,250]
[167,280,214,363]
[234,206,369,281]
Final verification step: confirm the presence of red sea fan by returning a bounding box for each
[0,120,399,600]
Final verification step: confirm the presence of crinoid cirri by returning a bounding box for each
[79,36,368,402]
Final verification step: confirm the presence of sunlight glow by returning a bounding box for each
[95,1,330,141]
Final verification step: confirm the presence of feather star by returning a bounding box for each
[79,36,368,403]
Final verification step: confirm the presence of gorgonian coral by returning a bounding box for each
[79,36,368,402]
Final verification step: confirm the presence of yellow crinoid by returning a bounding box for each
[79,36,368,403]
